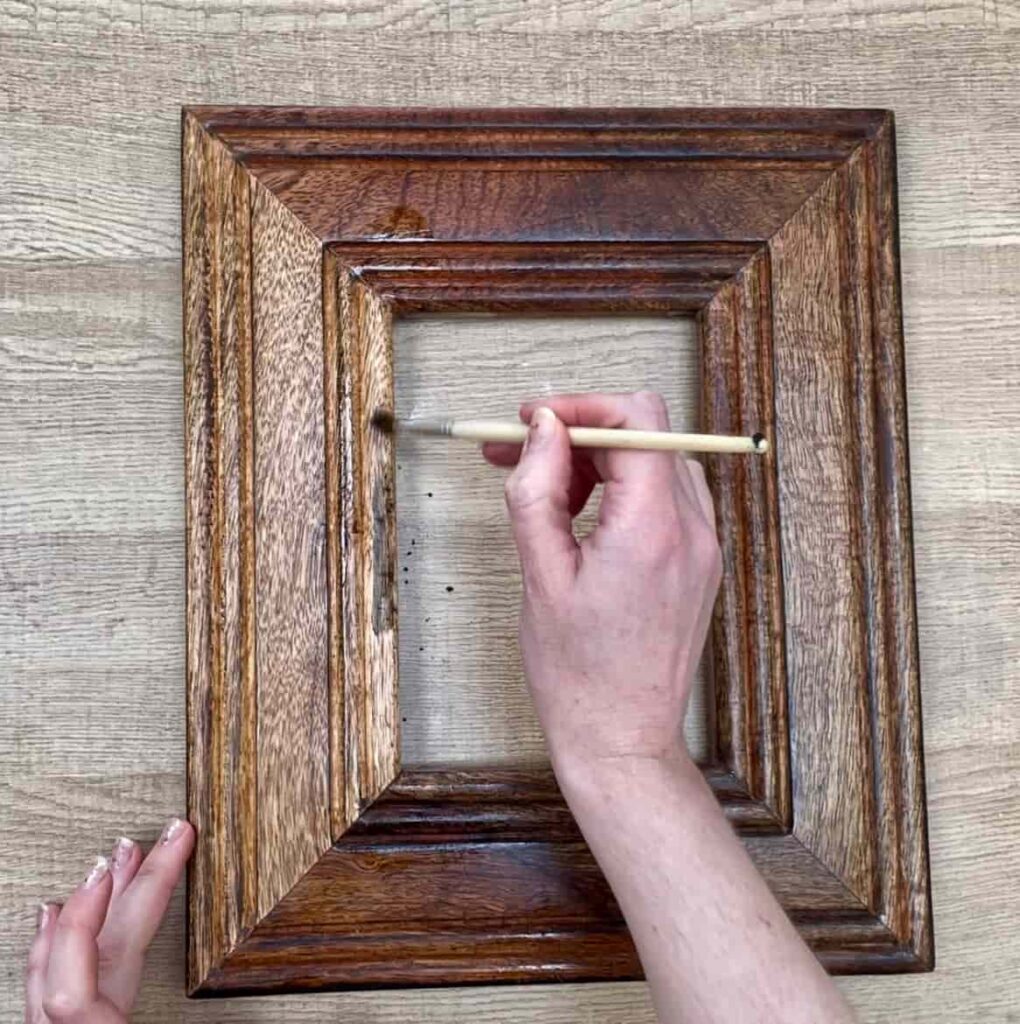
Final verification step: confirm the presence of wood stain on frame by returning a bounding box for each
[182,106,932,995]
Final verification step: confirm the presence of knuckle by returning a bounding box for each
[133,862,172,895]
[632,390,670,427]
[43,990,83,1020]
[634,515,683,567]
[690,524,723,577]
[504,471,542,514]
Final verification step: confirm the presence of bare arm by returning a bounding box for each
[485,392,855,1024]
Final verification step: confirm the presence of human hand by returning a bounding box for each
[483,392,721,778]
[25,819,195,1023]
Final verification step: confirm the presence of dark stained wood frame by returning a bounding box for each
[182,106,932,996]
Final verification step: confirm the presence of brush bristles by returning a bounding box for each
[370,409,396,433]
[369,411,452,437]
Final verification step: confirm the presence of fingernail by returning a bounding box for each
[160,817,185,846]
[111,836,135,869]
[528,406,555,448]
[84,856,109,888]
[37,902,54,931]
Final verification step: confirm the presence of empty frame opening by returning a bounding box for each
[394,315,711,767]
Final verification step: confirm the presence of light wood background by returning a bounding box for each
[395,315,709,767]
[2,3,1018,1021]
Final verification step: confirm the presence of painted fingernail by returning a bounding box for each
[111,836,135,869]
[160,817,185,845]
[84,856,109,888]
[37,902,55,931]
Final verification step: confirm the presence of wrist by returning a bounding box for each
[551,743,704,809]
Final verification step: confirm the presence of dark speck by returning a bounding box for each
[445,585,454,593]
[411,539,415,546]
[402,566,408,572]
[427,491,433,498]
[401,716,407,723]
[418,646,424,652]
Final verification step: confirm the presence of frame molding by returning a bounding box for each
[182,106,932,995]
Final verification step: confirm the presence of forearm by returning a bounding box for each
[555,751,856,1024]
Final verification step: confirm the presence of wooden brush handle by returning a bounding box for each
[445,419,767,455]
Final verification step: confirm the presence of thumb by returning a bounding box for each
[503,406,578,592]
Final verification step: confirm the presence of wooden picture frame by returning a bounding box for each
[182,106,932,996]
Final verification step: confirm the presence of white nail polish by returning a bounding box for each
[160,817,184,845]
[84,856,109,888]
[111,836,135,868]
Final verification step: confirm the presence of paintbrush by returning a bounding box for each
[371,411,768,455]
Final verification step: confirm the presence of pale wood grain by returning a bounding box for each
[1,0,1014,35]
[2,9,1019,1023]
[2,32,1018,259]
[248,180,331,918]
[769,167,876,902]
[394,315,708,767]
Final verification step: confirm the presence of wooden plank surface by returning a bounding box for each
[181,111,259,986]
[1,9,1018,1022]
[249,182,332,917]
[769,167,877,901]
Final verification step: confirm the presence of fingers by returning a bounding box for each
[27,823,195,1024]
[108,838,142,903]
[503,407,579,594]
[25,903,59,1023]
[520,392,679,530]
[100,819,194,954]
[90,821,193,1015]
[489,393,715,562]
[43,858,121,1023]
[483,441,601,518]
[486,391,681,521]
[519,392,672,494]
[480,441,522,467]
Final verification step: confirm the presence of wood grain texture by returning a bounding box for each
[2,11,1018,1024]
[770,164,878,901]
[192,825,890,994]
[768,123,931,966]
[181,115,258,982]
[1,0,1014,35]
[333,263,401,825]
[179,105,928,991]
[699,250,789,823]
[247,176,332,919]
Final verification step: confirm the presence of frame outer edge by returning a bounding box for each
[182,107,932,992]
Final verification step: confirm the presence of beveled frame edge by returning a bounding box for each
[182,106,932,996]
[324,239,790,826]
